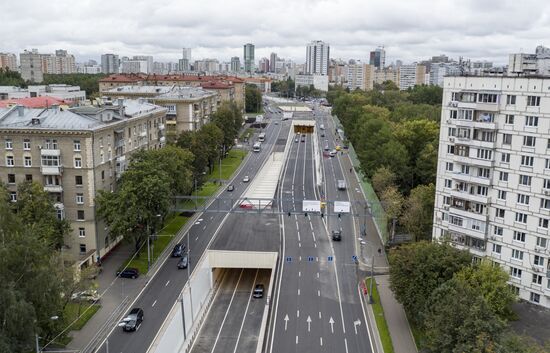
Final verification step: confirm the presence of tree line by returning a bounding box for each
[390,242,549,352]
[327,84,442,241]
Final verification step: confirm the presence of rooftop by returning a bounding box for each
[0,96,68,108]
[104,85,217,100]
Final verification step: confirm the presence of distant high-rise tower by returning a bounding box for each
[101,54,120,74]
[230,57,241,73]
[369,47,386,69]
[244,43,255,73]
[20,49,44,83]
[270,52,278,72]
[180,48,192,71]
[306,40,330,75]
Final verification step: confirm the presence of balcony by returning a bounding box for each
[449,205,488,222]
[470,139,496,149]
[475,103,499,112]
[44,185,63,193]
[41,165,63,175]
[159,136,166,144]
[452,172,491,186]
[450,189,490,204]
[40,148,61,157]
[158,123,165,131]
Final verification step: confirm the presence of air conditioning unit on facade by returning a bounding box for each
[443,205,450,210]
[544,190,550,196]
[449,137,455,142]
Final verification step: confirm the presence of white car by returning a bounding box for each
[243,176,250,182]
[329,150,337,157]
[71,289,100,303]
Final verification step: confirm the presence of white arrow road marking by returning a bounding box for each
[297,310,300,318]
[329,317,335,334]
[307,316,312,332]
[353,319,361,334]
[284,314,289,331]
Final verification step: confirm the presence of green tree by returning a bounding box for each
[400,184,435,241]
[407,84,443,105]
[389,241,472,322]
[245,84,262,113]
[0,68,26,87]
[423,278,505,353]
[380,185,404,227]
[454,261,517,321]
[194,123,224,173]
[42,73,106,97]
[390,103,441,123]
[175,130,194,150]
[415,142,438,185]
[15,181,71,249]
[212,101,243,148]
[500,334,550,353]
[373,80,399,91]
[371,166,397,195]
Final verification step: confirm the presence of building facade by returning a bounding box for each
[230,57,241,73]
[369,47,386,69]
[306,40,330,76]
[0,53,17,71]
[346,63,374,91]
[399,64,426,90]
[101,54,120,74]
[244,43,255,73]
[295,74,329,92]
[0,100,167,267]
[433,75,550,308]
[20,49,44,83]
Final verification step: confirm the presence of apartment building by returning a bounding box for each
[433,75,550,307]
[101,54,120,74]
[102,85,218,138]
[399,64,426,90]
[20,49,43,83]
[306,40,330,76]
[0,53,17,71]
[41,50,77,74]
[0,84,86,104]
[346,63,375,91]
[0,100,167,268]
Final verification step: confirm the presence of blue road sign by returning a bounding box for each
[308,256,314,262]
[286,256,292,262]
[352,255,358,262]
[328,256,333,262]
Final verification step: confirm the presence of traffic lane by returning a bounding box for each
[190,269,242,353]
[303,135,317,201]
[226,269,271,353]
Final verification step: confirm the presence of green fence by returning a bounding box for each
[333,116,389,244]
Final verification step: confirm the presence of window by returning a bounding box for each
[445,162,453,171]
[539,218,549,229]
[534,255,544,267]
[9,192,17,202]
[510,285,520,296]
[499,172,509,182]
[495,208,505,218]
[7,174,15,184]
[5,139,12,150]
[45,139,58,149]
[24,174,32,181]
[517,194,530,205]
[99,137,103,147]
[477,186,488,196]
[523,136,536,147]
[444,179,452,188]
[530,292,540,304]
[23,139,30,150]
[76,193,84,204]
[443,196,451,205]
[546,159,550,169]
[492,243,502,254]
[6,155,14,167]
[506,95,516,105]
[544,179,550,189]
[41,155,59,167]
[532,274,542,285]
[74,157,82,168]
[77,210,85,221]
[476,148,492,160]
[515,212,528,223]
[520,155,534,167]
[497,190,507,200]
[456,145,469,156]
[511,249,524,260]
[75,175,83,186]
[505,115,515,125]
[447,145,455,154]
[24,156,31,167]
[478,168,490,178]
[527,96,541,106]
[537,237,548,248]
[501,153,510,163]
[457,128,470,139]
[510,267,522,279]
[79,243,86,254]
[513,231,526,242]
[461,165,470,174]
[73,140,81,151]
[478,93,498,103]
[541,198,550,209]
[525,116,539,127]
[494,226,503,236]
[519,174,532,186]
[78,228,85,238]
[502,134,512,145]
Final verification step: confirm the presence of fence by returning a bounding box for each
[333,115,389,244]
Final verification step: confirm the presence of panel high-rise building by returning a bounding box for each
[306,40,330,75]
[180,48,192,71]
[230,57,241,73]
[270,52,278,72]
[369,47,386,69]
[0,53,17,71]
[243,43,255,73]
[101,54,120,74]
[20,49,44,83]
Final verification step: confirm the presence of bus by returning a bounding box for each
[253,142,261,152]
[258,132,266,142]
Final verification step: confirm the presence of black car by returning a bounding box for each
[332,230,342,241]
[227,184,235,192]
[177,254,189,269]
[120,307,144,332]
[171,243,186,257]
[253,284,264,298]
[116,267,139,279]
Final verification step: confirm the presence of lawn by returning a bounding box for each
[209,149,248,181]
[365,278,395,353]
[64,302,100,331]
[240,127,255,140]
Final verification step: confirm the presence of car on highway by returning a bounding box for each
[274,121,279,125]
[243,175,250,182]
[116,267,139,279]
[335,145,342,151]
[332,230,342,241]
[295,137,299,143]
[71,289,100,303]
[324,145,330,151]
[253,284,264,298]
[119,307,144,332]
[301,135,305,142]
[171,243,186,257]
[329,150,337,157]
[177,253,189,269]
[320,132,325,137]
[227,184,235,192]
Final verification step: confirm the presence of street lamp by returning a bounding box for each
[147,214,162,272]
[35,316,59,353]
[358,239,375,304]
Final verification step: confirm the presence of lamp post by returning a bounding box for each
[35,316,59,353]
[147,214,162,273]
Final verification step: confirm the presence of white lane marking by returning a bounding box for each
[344,338,349,353]
[312,231,316,242]
[299,242,301,248]
[329,317,335,333]
[165,280,170,287]
[353,319,362,335]
[309,222,313,230]
[232,269,260,353]
[198,218,203,222]
[320,337,323,346]
[299,256,302,262]
[298,271,301,277]
[297,231,301,242]
[203,225,207,230]
[317,272,319,278]
[319,311,322,319]
[296,336,299,344]
[195,221,201,225]
[151,300,157,307]
[297,310,300,318]
[314,243,317,248]
[298,289,300,296]
[211,269,244,353]
[318,290,320,297]
[195,236,199,241]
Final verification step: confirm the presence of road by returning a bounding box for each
[267,104,373,353]
[94,107,283,353]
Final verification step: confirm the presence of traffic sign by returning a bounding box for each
[303,200,321,213]
[334,201,351,213]
[352,255,358,262]
[308,256,314,262]
[328,256,333,262]
[286,256,292,262]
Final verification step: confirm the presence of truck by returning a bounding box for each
[282,112,293,121]
[337,180,346,190]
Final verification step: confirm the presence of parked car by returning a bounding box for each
[119,307,144,332]
[227,184,235,192]
[116,267,139,279]
[171,243,186,257]
[253,284,265,298]
[71,289,100,303]
[177,254,189,269]
[243,175,250,182]
[332,230,342,241]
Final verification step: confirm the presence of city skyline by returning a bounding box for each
[1,0,549,65]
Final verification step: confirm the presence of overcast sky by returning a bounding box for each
[1,0,549,65]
